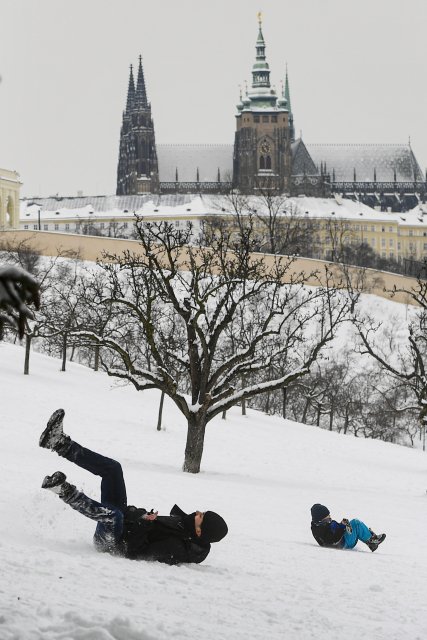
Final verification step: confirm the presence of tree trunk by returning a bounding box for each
[282,387,287,419]
[343,409,349,435]
[302,398,310,423]
[24,334,32,375]
[61,333,67,372]
[157,390,165,431]
[94,344,100,372]
[316,406,321,427]
[265,391,270,415]
[329,406,334,431]
[183,416,206,473]
[222,410,227,420]
[241,397,246,416]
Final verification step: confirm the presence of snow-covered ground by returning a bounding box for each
[1,341,426,640]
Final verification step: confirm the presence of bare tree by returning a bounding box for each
[74,215,353,473]
[353,278,427,451]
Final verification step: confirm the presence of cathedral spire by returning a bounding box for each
[284,65,292,114]
[251,12,271,89]
[136,55,148,107]
[285,64,295,143]
[126,64,136,112]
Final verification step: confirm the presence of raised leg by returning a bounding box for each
[42,472,124,553]
[63,441,127,511]
[342,519,372,549]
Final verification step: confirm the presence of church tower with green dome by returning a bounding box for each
[233,14,292,193]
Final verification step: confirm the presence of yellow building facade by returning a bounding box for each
[0,168,21,229]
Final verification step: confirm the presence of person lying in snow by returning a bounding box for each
[39,409,228,565]
[0,265,40,339]
[310,504,386,552]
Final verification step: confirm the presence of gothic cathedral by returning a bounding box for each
[116,56,159,195]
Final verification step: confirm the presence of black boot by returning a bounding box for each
[365,532,386,552]
[41,471,74,497]
[39,409,71,455]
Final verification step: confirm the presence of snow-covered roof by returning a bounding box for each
[306,143,424,182]
[156,144,233,182]
[20,194,211,221]
[19,194,427,229]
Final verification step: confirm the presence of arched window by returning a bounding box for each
[266,155,272,170]
[260,156,265,170]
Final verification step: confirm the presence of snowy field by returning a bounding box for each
[1,340,426,640]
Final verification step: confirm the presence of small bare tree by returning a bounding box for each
[353,278,427,451]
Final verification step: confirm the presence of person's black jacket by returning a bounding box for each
[311,519,346,548]
[122,504,211,565]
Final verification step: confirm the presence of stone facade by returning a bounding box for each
[0,168,21,229]
[233,17,292,193]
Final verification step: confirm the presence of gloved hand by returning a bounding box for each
[0,265,40,339]
[341,518,352,534]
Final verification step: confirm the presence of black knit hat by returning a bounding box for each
[201,511,228,543]
[311,503,330,523]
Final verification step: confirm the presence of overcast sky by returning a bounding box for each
[1,0,426,198]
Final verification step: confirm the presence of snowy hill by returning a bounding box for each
[1,341,426,640]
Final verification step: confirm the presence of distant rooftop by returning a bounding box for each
[307,143,424,182]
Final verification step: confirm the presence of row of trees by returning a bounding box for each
[2,197,427,471]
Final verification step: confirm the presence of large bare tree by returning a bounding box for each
[76,215,353,472]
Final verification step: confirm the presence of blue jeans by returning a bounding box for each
[342,519,372,549]
[61,441,127,552]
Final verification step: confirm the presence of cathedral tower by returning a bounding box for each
[116,56,159,195]
[233,15,292,193]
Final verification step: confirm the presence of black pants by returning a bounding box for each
[61,441,127,552]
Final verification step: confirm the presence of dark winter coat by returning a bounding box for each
[122,504,211,565]
[311,519,346,548]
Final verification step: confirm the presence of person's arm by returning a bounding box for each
[0,265,40,339]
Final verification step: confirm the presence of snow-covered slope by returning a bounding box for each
[1,342,426,640]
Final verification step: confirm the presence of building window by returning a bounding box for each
[381,226,385,232]
[363,225,368,231]
[262,115,269,123]
[65,223,70,231]
[100,223,105,229]
[390,252,394,259]
[44,224,48,230]
[409,230,413,236]
[260,156,265,170]
[398,242,401,250]
[389,239,393,247]
[123,222,128,228]
[254,115,260,123]
[381,238,386,247]
[423,243,427,251]
[371,225,375,232]
[54,224,59,231]
[24,225,28,230]
[371,238,375,247]
[389,227,393,233]
[33,224,38,230]
[271,115,277,123]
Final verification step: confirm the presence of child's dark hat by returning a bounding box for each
[311,503,330,522]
